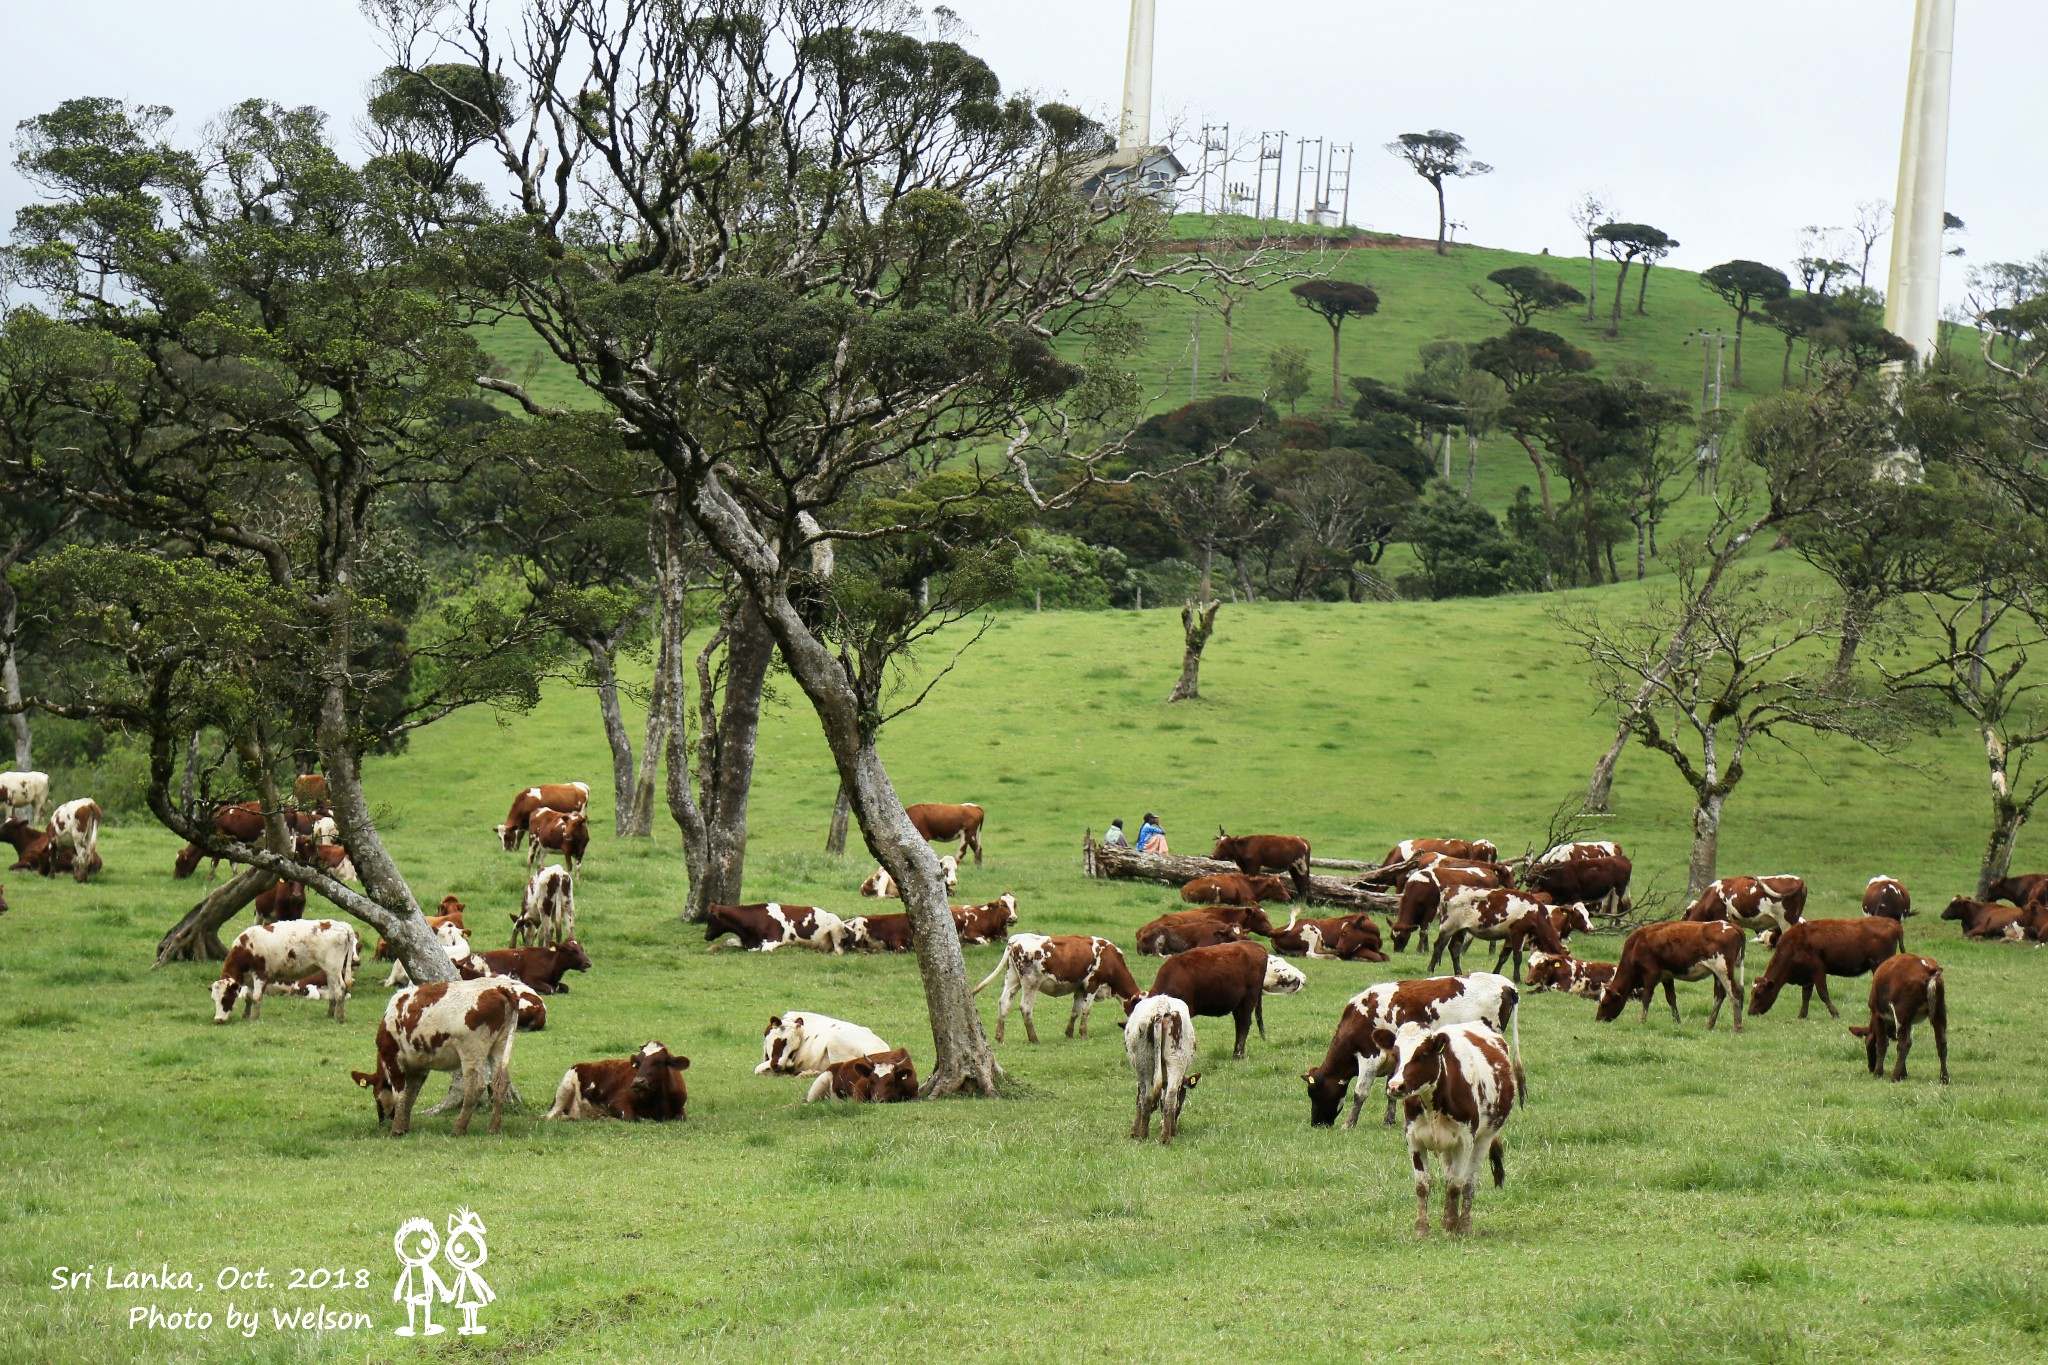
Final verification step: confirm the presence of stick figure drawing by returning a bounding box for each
[442,1208,495,1335]
[392,1218,450,1337]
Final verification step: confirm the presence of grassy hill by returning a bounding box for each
[7,585,2047,1362]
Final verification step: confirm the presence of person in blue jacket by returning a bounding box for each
[1136,813,1168,855]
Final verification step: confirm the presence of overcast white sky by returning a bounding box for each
[2,1,2038,303]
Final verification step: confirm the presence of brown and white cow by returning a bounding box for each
[545,1041,690,1121]
[496,781,589,851]
[1596,920,1746,1031]
[0,817,104,880]
[1525,951,1616,1000]
[374,898,467,960]
[973,934,1144,1042]
[1523,854,1632,919]
[512,865,577,948]
[1862,876,1912,921]
[253,878,306,924]
[1849,953,1948,1083]
[859,855,959,898]
[1430,886,1566,982]
[805,1049,920,1104]
[1134,906,1269,956]
[1145,940,1275,1060]
[37,798,99,883]
[294,838,358,884]
[381,920,478,989]
[1683,875,1806,937]
[1126,995,1201,1145]
[1985,872,2048,907]
[952,894,1018,944]
[1269,910,1388,962]
[0,770,50,825]
[1503,904,1593,963]
[210,919,361,1024]
[1180,873,1293,906]
[1212,829,1314,900]
[1536,840,1622,864]
[351,978,520,1137]
[1384,1021,1517,1236]
[756,1013,892,1076]
[1381,838,1500,867]
[1389,857,1510,953]
[1302,973,1524,1129]
[1941,896,2024,940]
[1748,917,1905,1019]
[704,902,848,954]
[469,939,591,994]
[905,802,985,865]
[526,808,589,878]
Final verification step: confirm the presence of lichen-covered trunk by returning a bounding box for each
[156,867,273,963]
[1687,734,1724,898]
[1,579,29,768]
[585,638,641,837]
[1464,431,1479,498]
[825,780,852,856]
[1731,308,1747,388]
[1514,434,1554,517]
[1976,725,2023,899]
[1167,600,1221,703]
[704,601,772,907]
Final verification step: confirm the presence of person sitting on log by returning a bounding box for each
[1137,813,1169,855]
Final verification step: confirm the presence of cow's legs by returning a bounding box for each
[991,974,1017,1042]
[1812,975,1839,1020]
[1891,1021,1912,1082]
[1233,1004,1254,1059]
[392,1074,427,1138]
[1345,1055,1373,1131]
[1426,933,1450,974]
[1446,935,1466,976]
[486,1049,511,1135]
[1160,1084,1180,1145]
[1019,981,1040,1045]
[247,981,265,1021]
[1491,939,1514,977]
[1797,983,1812,1019]
[1930,1001,1950,1083]
[1662,978,1681,1023]
[1131,1076,1153,1140]
[451,1065,486,1137]
[1410,1147,1432,1235]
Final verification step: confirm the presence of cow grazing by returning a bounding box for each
[1524,854,1632,919]
[471,939,591,994]
[526,807,589,877]
[1683,875,1806,937]
[1385,1021,1517,1236]
[0,770,50,824]
[253,878,306,924]
[843,911,913,953]
[1596,920,1747,1031]
[1503,904,1592,962]
[1270,910,1388,962]
[1749,917,1905,1019]
[1381,838,1500,867]
[1212,829,1314,900]
[374,900,467,960]
[545,1041,690,1121]
[174,801,314,881]
[1146,940,1274,1059]
[512,865,577,948]
[1985,872,2048,907]
[1941,896,2025,940]
[1862,876,1912,921]
[805,1049,920,1103]
[860,855,959,898]
[1,817,104,880]
[1134,906,1267,957]
[973,934,1143,1042]
[1180,873,1294,906]
[905,802,985,865]
[292,773,328,808]
[1125,995,1200,1145]
[1430,886,1566,981]
[294,838,358,884]
[210,919,361,1024]
[381,920,477,988]
[1849,954,1948,1083]
[952,894,1018,944]
[1537,840,1622,864]
[1525,951,1616,1000]
[36,799,99,883]
[351,978,519,1137]
[496,781,590,851]
[704,902,848,954]
[756,1013,892,1076]
[1390,857,1509,953]
[1302,973,1524,1130]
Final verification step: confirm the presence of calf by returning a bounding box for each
[905,801,985,865]
[1269,910,1388,962]
[1862,876,1912,921]
[1146,940,1273,1059]
[210,919,361,1024]
[496,781,589,851]
[374,900,467,960]
[26,798,100,883]
[1181,873,1293,906]
[295,838,358,883]
[351,978,519,1137]
[1381,838,1499,866]
[1385,1021,1516,1236]
[756,1012,892,1076]
[0,770,50,824]
[1302,973,1524,1130]
[1212,829,1314,900]
[1525,951,1616,1000]
[1596,920,1746,1031]
[1683,875,1806,937]
[1430,886,1565,982]
[1941,896,2023,940]
[952,894,1018,944]
[526,807,589,877]
[704,903,848,954]
[1390,857,1509,953]
[843,911,914,953]
[253,878,306,924]
[805,1049,920,1103]
[1125,995,1200,1145]
[1985,872,2048,907]
[512,865,578,947]
[544,1041,690,1121]
[1524,854,1632,918]
[859,855,958,898]
[972,934,1143,1042]
[1748,917,1905,1019]
[471,939,590,994]
[1849,953,1949,1083]
[1135,906,1271,956]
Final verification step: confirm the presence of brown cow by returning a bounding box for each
[1941,896,2023,940]
[1269,910,1388,962]
[1862,876,1912,920]
[4,799,101,882]
[1379,838,1500,866]
[1985,873,2048,907]
[1849,954,1948,1083]
[1146,940,1273,1059]
[1524,854,1633,918]
[496,782,590,851]
[544,1041,690,1121]
[374,901,469,961]
[1212,829,1313,900]
[294,838,357,882]
[973,934,1144,1042]
[292,773,328,808]
[1430,886,1566,981]
[175,801,319,880]
[0,824,103,880]
[1682,875,1806,936]
[1502,904,1593,965]
[1595,920,1747,1031]
[1525,952,1616,999]
[1135,906,1270,956]
[906,802,985,865]
[1390,857,1509,953]
[254,879,306,924]
[527,808,589,877]
[1180,873,1293,906]
[952,894,1018,944]
[1748,917,1905,1019]
[843,911,914,953]
[805,1049,920,1103]
[468,939,591,994]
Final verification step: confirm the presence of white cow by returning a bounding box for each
[1125,995,1201,1145]
[351,978,521,1137]
[382,921,477,988]
[755,1012,891,1076]
[860,855,958,898]
[310,814,340,845]
[210,919,361,1024]
[0,770,49,824]
[45,797,101,883]
[512,865,577,948]
[1263,956,1308,995]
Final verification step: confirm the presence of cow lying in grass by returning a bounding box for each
[756,1013,891,1076]
[805,1050,919,1103]
[545,1042,689,1121]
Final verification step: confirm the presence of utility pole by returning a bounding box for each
[1884,0,1957,366]
[1190,313,1201,403]
[1255,131,1286,222]
[1693,330,1731,489]
[1198,123,1230,215]
[1329,142,1355,228]
[1293,136,1321,224]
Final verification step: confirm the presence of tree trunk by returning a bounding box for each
[1464,431,1479,497]
[156,866,274,962]
[1218,298,1236,381]
[1514,434,1554,517]
[1831,594,1871,686]
[1607,260,1631,338]
[1781,334,1795,387]
[1977,724,2022,899]
[0,578,29,768]
[1687,789,1725,898]
[1328,320,1344,407]
[585,636,640,836]
[1434,179,1448,255]
[179,730,201,818]
[1585,728,1629,813]
[1731,308,1747,388]
[1167,600,1221,704]
[825,780,852,856]
[1235,554,1257,604]
[686,470,998,1097]
[1586,242,1599,319]
[1084,834,1397,913]
[1635,521,1648,581]
[1636,258,1653,315]
[704,600,772,905]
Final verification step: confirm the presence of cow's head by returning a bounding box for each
[1252,876,1292,903]
[1239,904,1278,937]
[842,917,873,951]
[1470,840,1500,863]
[438,895,466,918]
[1593,979,1630,1022]
[1210,829,1235,860]
[860,1051,920,1103]
[1747,972,1785,1016]
[351,1067,399,1125]
[938,855,959,888]
[1383,1024,1446,1101]
[555,939,593,973]
[757,1015,797,1074]
[209,975,242,1024]
[1262,957,1307,996]
[173,844,203,879]
[1940,896,1973,922]
[495,822,520,851]
[1561,905,1595,937]
[630,1042,690,1119]
[1302,1065,1352,1127]
[997,893,1018,926]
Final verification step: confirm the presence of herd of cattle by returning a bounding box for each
[7,766,2040,1234]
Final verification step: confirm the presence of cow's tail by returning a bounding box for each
[1154,1010,1174,1099]
[1291,853,1312,901]
[972,946,1013,996]
[1506,987,1527,1106]
[1928,964,1946,1032]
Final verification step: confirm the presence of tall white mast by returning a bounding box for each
[1884,0,1957,365]
[1118,0,1156,151]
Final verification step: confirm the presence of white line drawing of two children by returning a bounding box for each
[393,1208,495,1336]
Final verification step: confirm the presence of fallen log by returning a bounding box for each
[1082,832,1398,915]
